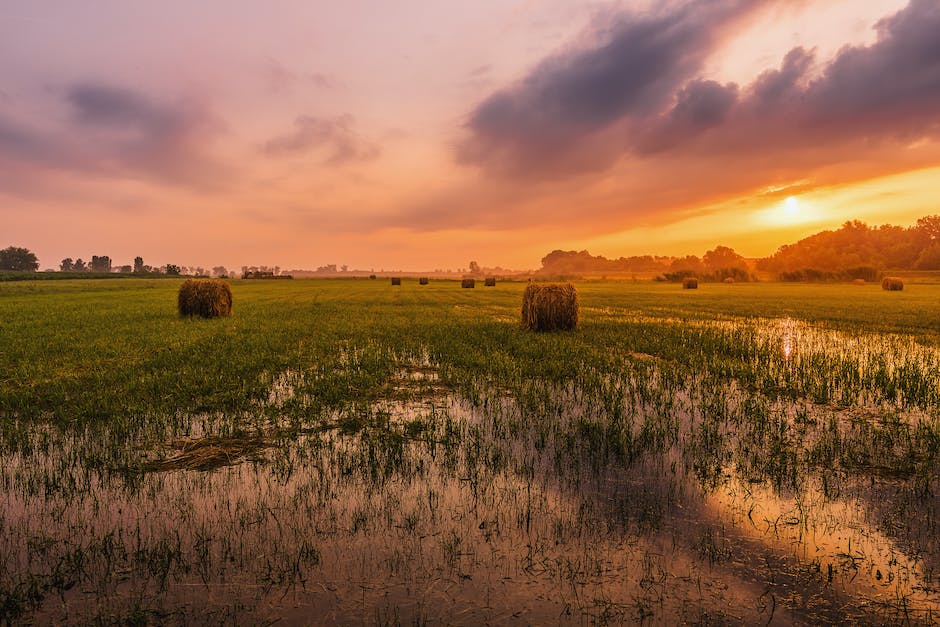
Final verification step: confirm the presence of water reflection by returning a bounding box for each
[781,317,797,361]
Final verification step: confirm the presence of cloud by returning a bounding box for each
[459,0,940,181]
[457,0,769,176]
[264,114,380,165]
[261,58,338,93]
[0,82,228,190]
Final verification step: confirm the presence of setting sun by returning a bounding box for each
[784,197,801,219]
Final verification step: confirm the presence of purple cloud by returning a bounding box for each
[458,0,940,179]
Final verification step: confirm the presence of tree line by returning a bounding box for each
[539,214,940,281]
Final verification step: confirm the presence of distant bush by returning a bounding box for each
[779,266,881,282]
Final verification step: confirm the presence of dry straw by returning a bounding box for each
[853,278,867,286]
[462,278,475,288]
[391,277,401,285]
[178,279,232,318]
[419,277,429,285]
[521,282,578,331]
[682,277,699,289]
[882,277,904,291]
[484,277,496,286]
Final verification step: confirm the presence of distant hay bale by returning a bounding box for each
[369,274,376,280]
[521,283,578,331]
[682,277,699,289]
[177,279,232,319]
[462,278,475,288]
[723,277,735,284]
[853,278,866,285]
[484,277,496,286]
[882,277,904,291]
[419,277,429,285]
[391,277,401,286]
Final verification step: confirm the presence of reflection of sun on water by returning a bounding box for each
[781,318,796,361]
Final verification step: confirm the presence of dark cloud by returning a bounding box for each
[457,0,767,175]
[458,0,940,182]
[264,114,380,165]
[800,0,940,133]
[749,47,814,105]
[638,79,739,153]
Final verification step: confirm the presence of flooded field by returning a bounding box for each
[2,278,940,624]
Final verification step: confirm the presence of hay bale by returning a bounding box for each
[723,277,735,284]
[521,283,578,331]
[369,274,376,280]
[419,277,429,285]
[178,279,232,319]
[391,277,401,286]
[682,277,698,289]
[882,277,904,291]
[484,277,496,286]
[462,278,475,288]
[853,278,866,285]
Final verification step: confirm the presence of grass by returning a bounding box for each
[2,278,940,622]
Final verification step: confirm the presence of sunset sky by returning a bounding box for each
[2,0,939,270]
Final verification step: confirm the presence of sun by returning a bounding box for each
[784,196,800,219]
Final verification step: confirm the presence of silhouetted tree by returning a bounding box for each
[133,256,145,273]
[164,264,181,275]
[73,258,87,272]
[60,258,74,272]
[90,255,112,272]
[703,246,746,272]
[0,246,39,271]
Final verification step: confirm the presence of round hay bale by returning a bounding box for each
[853,278,866,285]
[178,279,232,319]
[484,277,496,287]
[369,274,376,280]
[391,277,401,286]
[419,277,429,285]
[723,277,735,284]
[682,277,699,289]
[462,278,475,288]
[882,277,903,291]
[521,283,578,331]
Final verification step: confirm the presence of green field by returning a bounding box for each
[2,278,940,623]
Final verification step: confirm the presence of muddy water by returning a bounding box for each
[3,359,940,624]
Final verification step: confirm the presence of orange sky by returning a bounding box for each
[2,0,938,270]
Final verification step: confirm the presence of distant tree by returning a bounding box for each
[90,255,112,272]
[0,246,39,271]
[164,264,181,276]
[341,264,348,272]
[669,255,705,275]
[916,215,940,241]
[212,266,228,278]
[73,258,87,272]
[116,265,132,273]
[916,242,940,270]
[133,256,145,273]
[469,260,481,275]
[60,258,74,272]
[703,246,746,272]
